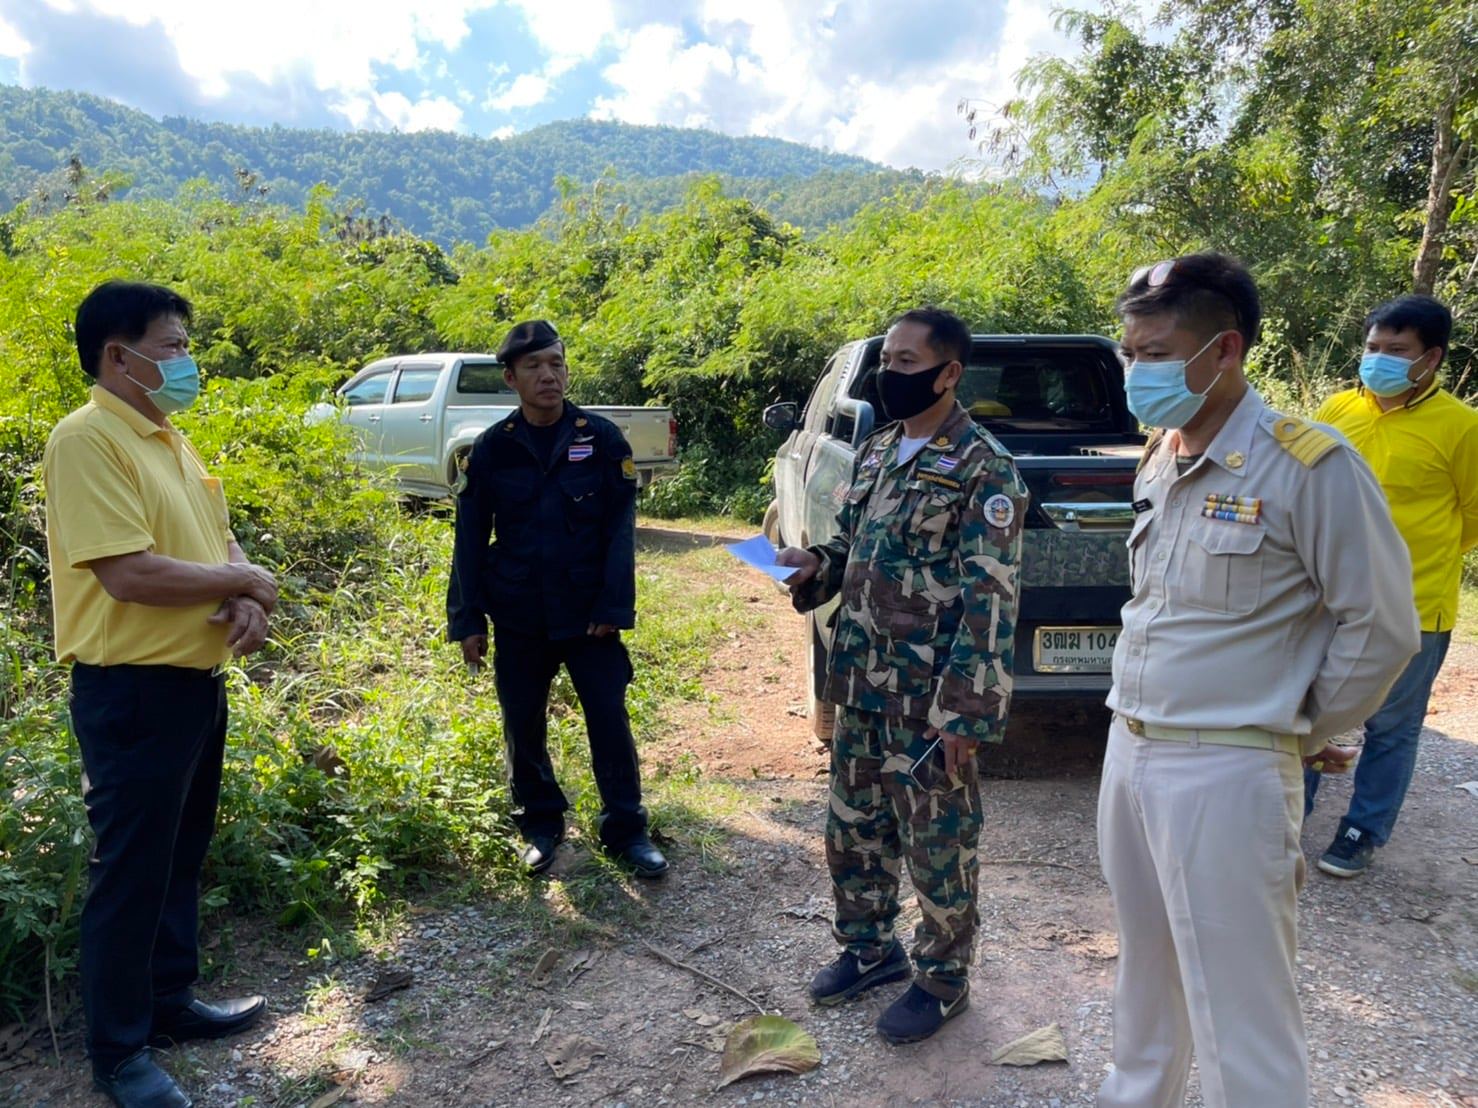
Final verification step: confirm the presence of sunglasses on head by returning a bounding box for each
[1130,258,1179,288]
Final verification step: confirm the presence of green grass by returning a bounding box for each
[0,499,759,1022]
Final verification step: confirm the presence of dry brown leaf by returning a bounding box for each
[990,1024,1069,1067]
[308,1087,349,1108]
[364,967,413,1002]
[542,1034,605,1080]
[681,1023,733,1054]
[310,745,349,779]
[530,1006,553,1046]
[566,948,597,984]
[683,1008,722,1027]
[531,948,560,987]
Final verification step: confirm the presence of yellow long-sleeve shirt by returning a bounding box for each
[1316,383,1478,632]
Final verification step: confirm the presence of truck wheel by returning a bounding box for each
[761,500,782,547]
[808,614,837,746]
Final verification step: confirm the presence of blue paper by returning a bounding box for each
[726,534,799,582]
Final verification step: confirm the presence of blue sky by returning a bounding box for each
[0,0,1106,171]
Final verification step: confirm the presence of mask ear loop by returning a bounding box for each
[1405,350,1439,406]
[1184,330,1229,400]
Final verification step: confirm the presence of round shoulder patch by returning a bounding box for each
[983,493,1016,530]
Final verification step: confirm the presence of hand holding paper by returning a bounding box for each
[726,535,802,583]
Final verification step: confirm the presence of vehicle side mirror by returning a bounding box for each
[763,402,800,433]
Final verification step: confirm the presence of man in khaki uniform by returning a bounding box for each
[44,281,279,1108]
[1099,254,1419,1108]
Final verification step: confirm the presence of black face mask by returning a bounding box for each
[878,360,952,421]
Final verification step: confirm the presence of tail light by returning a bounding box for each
[667,417,678,458]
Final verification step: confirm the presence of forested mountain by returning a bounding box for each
[0,85,923,242]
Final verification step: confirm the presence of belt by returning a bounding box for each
[1118,715,1301,756]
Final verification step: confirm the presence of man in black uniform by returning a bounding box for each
[448,320,667,879]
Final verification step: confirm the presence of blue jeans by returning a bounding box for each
[1304,631,1451,846]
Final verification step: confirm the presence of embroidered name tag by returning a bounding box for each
[1202,493,1261,524]
[569,444,594,462]
[919,471,962,491]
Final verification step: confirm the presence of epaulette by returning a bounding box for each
[1268,415,1338,467]
[1136,429,1164,474]
[968,423,1011,458]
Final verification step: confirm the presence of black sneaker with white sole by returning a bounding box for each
[808,941,910,1006]
[1318,819,1375,878]
[876,982,970,1044]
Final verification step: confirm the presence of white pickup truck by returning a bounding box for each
[313,353,679,499]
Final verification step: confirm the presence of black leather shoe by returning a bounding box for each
[149,996,265,1048]
[521,834,564,875]
[608,837,669,879]
[93,1049,193,1108]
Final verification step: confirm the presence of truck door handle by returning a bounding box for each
[367,414,381,422]
[1041,502,1135,529]
[419,413,434,422]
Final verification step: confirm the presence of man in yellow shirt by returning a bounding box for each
[1306,294,1478,877]
[44,281,280,1108]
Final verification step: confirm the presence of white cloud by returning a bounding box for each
[32,0,494,109]
[504,0,616,60]
[581,0,1086,171]
[485,72,550,112]
[490,124,515,139]
[372,91,465,131]
[0,13,30,58]
[591,24,737,128]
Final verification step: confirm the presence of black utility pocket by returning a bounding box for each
[560,473,604,527]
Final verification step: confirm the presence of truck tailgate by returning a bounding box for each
[590,407,676,463]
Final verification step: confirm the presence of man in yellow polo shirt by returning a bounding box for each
[44,281,281,1108]
[1306,294,1478,878]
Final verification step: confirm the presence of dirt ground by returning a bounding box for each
[6,533,1477,1108]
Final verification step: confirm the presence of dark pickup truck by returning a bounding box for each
[763,334,1146,740]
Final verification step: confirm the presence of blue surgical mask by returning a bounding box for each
[122,345,200,414]
[1124,332,1226,429]
[1358,351,1424,398]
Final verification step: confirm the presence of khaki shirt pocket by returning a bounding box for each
[1127,510,1154,594]
[1176,518,1266,615]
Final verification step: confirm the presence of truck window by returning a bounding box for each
[391,365,442,404]
[344,370,392,406]
[960,350,1114,427]
[455,361,517,396]
[804,354,841,435]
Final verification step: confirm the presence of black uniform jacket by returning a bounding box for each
[448,403,637,642]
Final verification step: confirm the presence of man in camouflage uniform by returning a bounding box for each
[778,307,1027,1044]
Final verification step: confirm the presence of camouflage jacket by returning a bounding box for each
[792,402,1028,743]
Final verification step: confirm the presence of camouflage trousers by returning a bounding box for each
[827,704,982,1000]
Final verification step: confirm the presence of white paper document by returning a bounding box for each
[725,534,799,582]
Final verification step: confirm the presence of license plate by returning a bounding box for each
[1033,626,1119,673]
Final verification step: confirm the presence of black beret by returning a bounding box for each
[496,319,562,366]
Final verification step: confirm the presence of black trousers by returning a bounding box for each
[492,628,647,849]
[69,663,227,1073]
